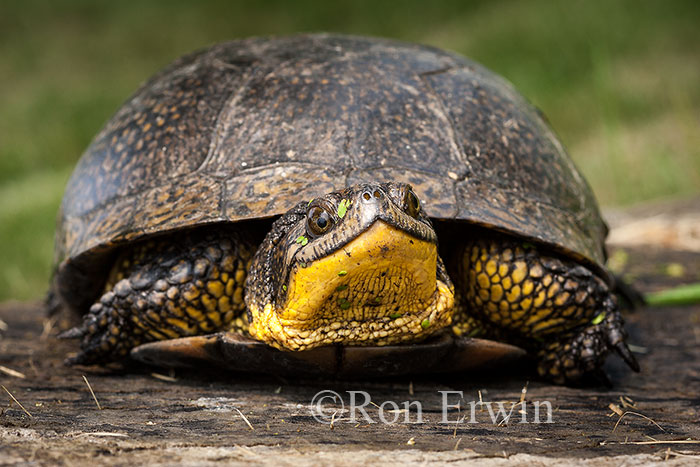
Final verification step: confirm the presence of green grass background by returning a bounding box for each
[1,0,699,301]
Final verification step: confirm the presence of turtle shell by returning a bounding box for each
[54,34,607,311]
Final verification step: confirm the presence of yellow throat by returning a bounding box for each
[248,220,455,350]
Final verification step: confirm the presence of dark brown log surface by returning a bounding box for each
[1,243,699,465]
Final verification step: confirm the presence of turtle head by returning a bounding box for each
[245,182,455,351]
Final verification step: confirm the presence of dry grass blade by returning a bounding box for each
[609,403,624,417]
[1,385,32,417]
[82,375,102,410]
[519,381,529,404]
[151,372,178,382]
[620,396,636,409]
[613,411,666,432]
[624,439,700,445]
[234,407,254,430]
[0,364,26,379]
[665,450,700,459]
[40,316,58,340]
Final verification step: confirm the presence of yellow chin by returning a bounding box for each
[248,221,455,350]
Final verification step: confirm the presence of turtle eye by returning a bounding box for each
[404,189,421,218]
[307,206,334,236]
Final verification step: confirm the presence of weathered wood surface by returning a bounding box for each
[1,244,699,465]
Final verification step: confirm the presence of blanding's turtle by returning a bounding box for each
[52,34,639,384]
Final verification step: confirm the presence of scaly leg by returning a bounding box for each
[452,237,639,384]
[60,229,254,365]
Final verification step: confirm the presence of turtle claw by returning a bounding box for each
[613,342,640,373]
[57,326,85,339]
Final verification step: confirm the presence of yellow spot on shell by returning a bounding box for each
[521,280,534,296]
[520,297,533,311]
[477,273,490,289]
[498,264,509,278]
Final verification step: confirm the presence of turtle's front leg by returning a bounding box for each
[451,238,639,384]
[59,230,254,365]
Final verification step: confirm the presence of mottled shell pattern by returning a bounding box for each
[55,34,607,302]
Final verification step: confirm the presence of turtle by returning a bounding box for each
[52,34,640,385]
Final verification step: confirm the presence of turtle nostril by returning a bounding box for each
[373,190,382,198]
[362,192,372,201]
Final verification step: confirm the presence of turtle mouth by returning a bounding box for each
[247,220,455,351]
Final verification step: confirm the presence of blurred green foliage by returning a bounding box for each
[1,0,699,301]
